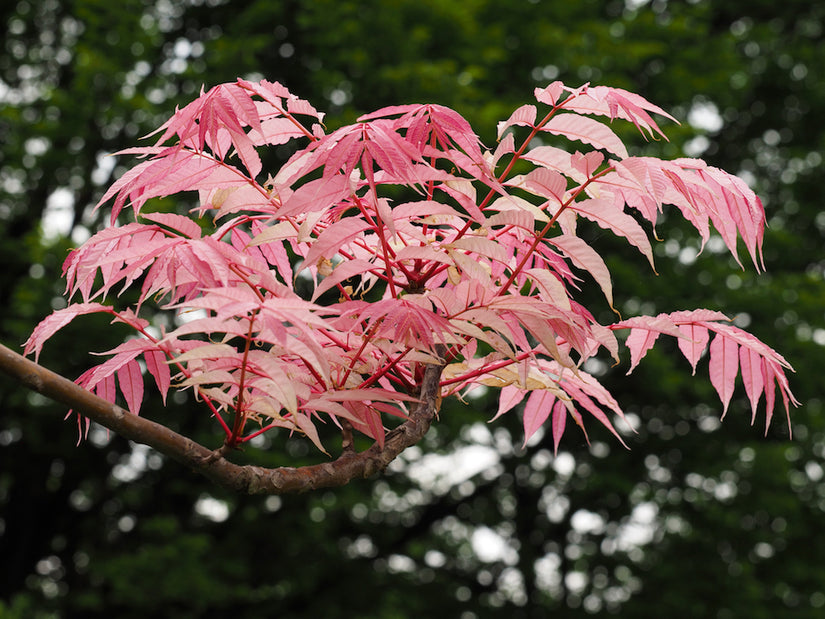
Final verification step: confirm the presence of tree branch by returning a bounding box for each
[0,342,445,495]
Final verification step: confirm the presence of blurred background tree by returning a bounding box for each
[1,0,823,617]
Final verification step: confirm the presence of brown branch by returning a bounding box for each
[0,342,445,495]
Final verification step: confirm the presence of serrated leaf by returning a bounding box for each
[141,212,203,239]
[624,328,661,375]
[522,389,555,446]
[677,323,710,375]
[524,167,567,204]
[311,259,376,301]
[739,346,764,423]
[549,234,614,310]
[249,117,308,146]
[709,332,739,416]
[117,359,144,416]
[300,217,372,270]
[497,104,537,138]
[24,303,113,361]
[551,400,568,455]
[534,81,565,106]
[542,113,628,159]
[571,198,654,268]
[289,411,327,454]
[177,370,237,388]
[144,349,171,404]
[254,377,298,416]
[172,343,239,364]
[491,384,527,421]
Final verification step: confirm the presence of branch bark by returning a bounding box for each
[0,342,445,494]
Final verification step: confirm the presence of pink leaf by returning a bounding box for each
[486,207,534,231]
[522,389,555,446]
[362,408,386,448]
[491,132,516,167]
[492,385,526,421]
[117,360,144,416]
[448,236,510,266]
[551,400,568,455]
[522,146,584,182]
[571,198,654,268]
[521,168,567,204]
[289,411,328,454]
[669,308,731,324]
[708,333,739,416]
[624,328,661,375]
[95,372,117,405]
[391,104,487,171]
[533,81,565,106]
[677,323,710,375]
[286,96,323,119]
[141,212,202,239]
[102,148,225,221]
[300,217,373,270]
[497,104,537,138]
[762,362,777,432]
[312,259,377,301]
[24,303,113,361]
[278,173,350,218]
[248,117,307,146]
[350,298,454,352]
[571,151,605,177]
[320,389,418,404]
[739,346,764,423]
[701,320,791,367]
[250,220,294,287]
[558,85,676,140]
[357,104,421,121]
[559,371,628,447]
[542,113,629,159]
[550,234,614,310]
[173,343,241,364]
[144,349,171,404]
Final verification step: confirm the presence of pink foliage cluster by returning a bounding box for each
[25,79,796,453]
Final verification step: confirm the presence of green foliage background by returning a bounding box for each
[1,1,823,617]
